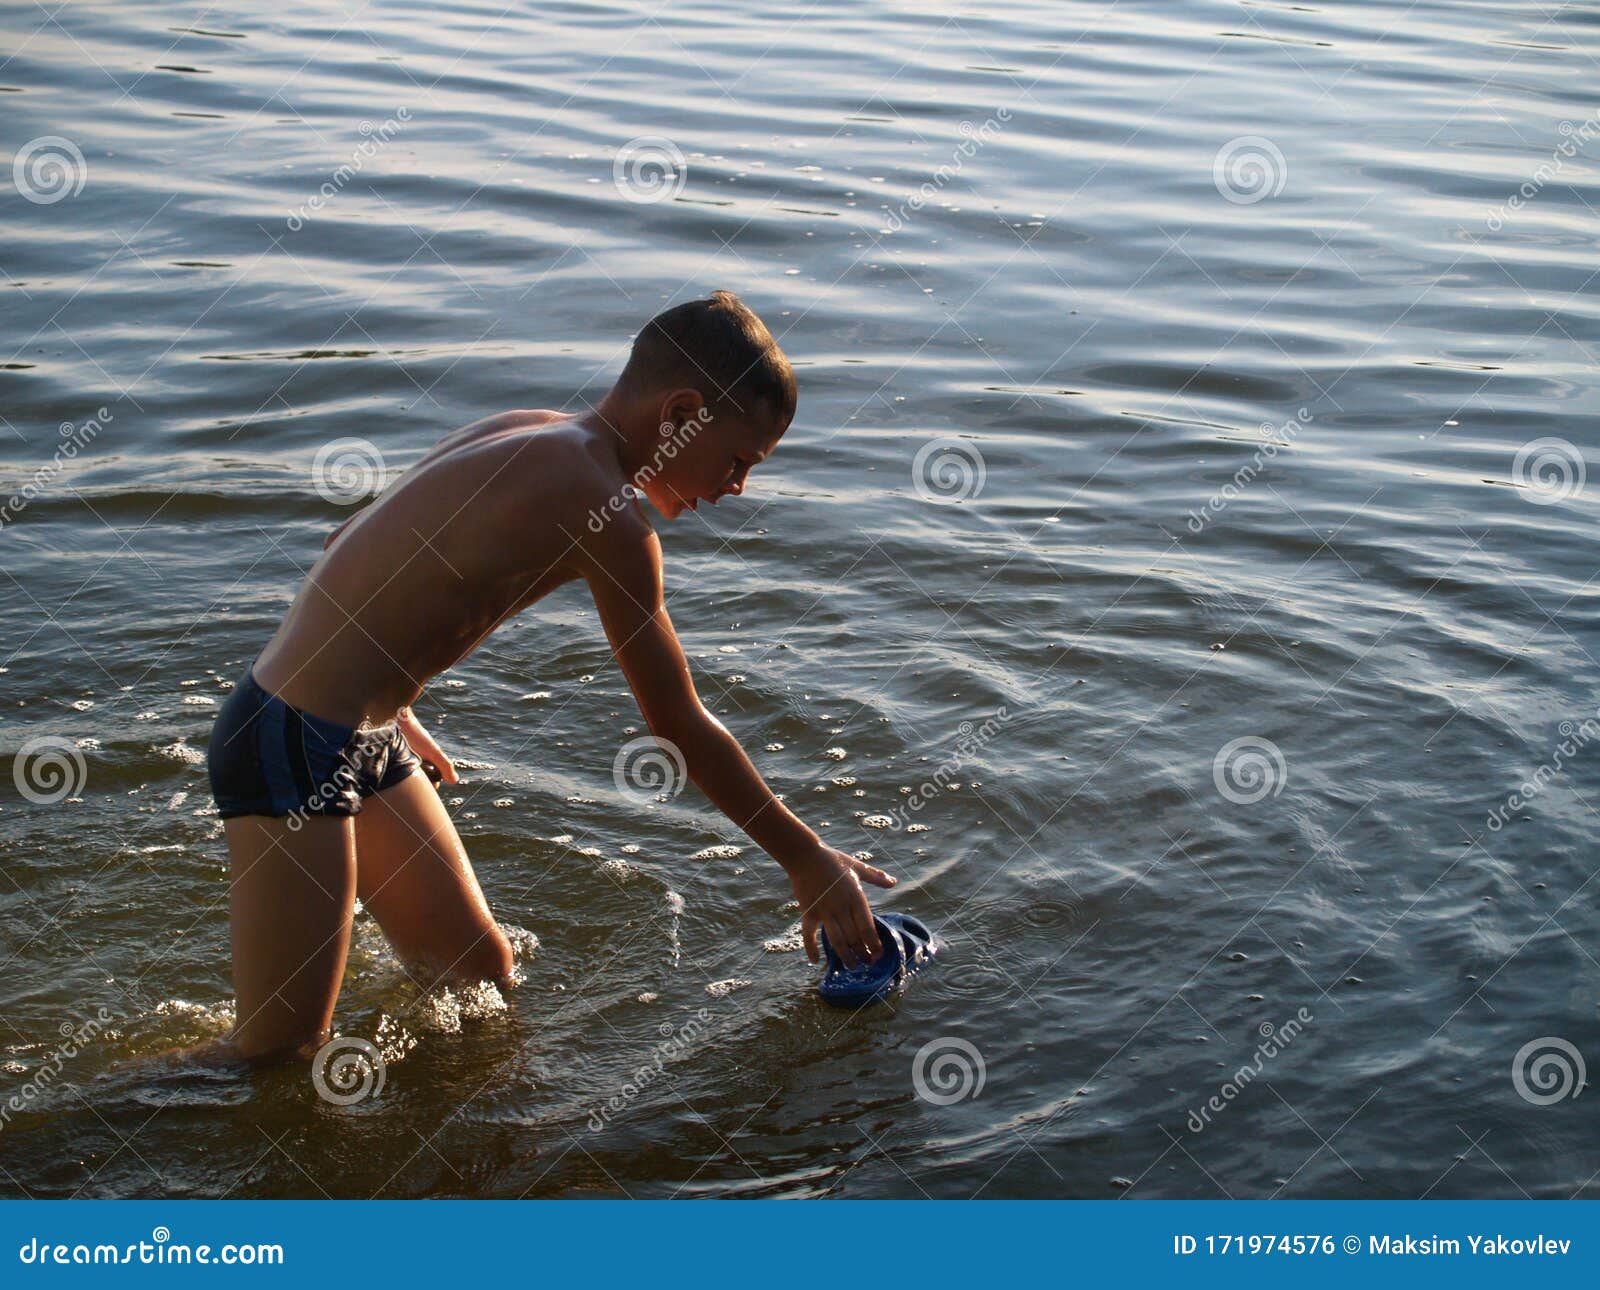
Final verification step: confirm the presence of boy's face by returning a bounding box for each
[637,392,788,521]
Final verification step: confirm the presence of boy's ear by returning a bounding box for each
[656,387,705,429]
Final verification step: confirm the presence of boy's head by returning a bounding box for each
[614,290,796,519]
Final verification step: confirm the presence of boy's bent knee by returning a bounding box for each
[479,927,518,990]
[453,926,516,992]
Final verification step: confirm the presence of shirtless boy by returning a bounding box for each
[205,291,895,1062]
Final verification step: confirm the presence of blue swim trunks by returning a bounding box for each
[206,666,420,821]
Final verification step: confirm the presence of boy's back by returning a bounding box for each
[255,410,599,726]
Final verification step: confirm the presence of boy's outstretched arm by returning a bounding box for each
[579,517,895,968]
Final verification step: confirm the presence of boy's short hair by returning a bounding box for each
[619,290,796,425]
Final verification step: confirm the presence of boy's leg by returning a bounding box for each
[352,770,515,990]
[226,812,357,1061]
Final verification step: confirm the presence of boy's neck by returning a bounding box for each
[590,389,652,484]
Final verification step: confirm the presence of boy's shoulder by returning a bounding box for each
[459,410,614,490]
[465,410,654,553]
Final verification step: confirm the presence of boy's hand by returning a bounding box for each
[785,846,897,968]
[396,706,459,785]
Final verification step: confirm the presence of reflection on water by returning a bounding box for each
[1,0,1598,1197]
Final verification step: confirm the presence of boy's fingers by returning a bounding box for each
[854,902,882,961]
[405,726,457,784]
[826,914,858,968]
[801,916,819,964]
[866,919,884,962]
[821,915,842,965]
[855,861,896,888]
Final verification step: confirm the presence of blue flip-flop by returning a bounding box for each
[819,912,938,1008]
